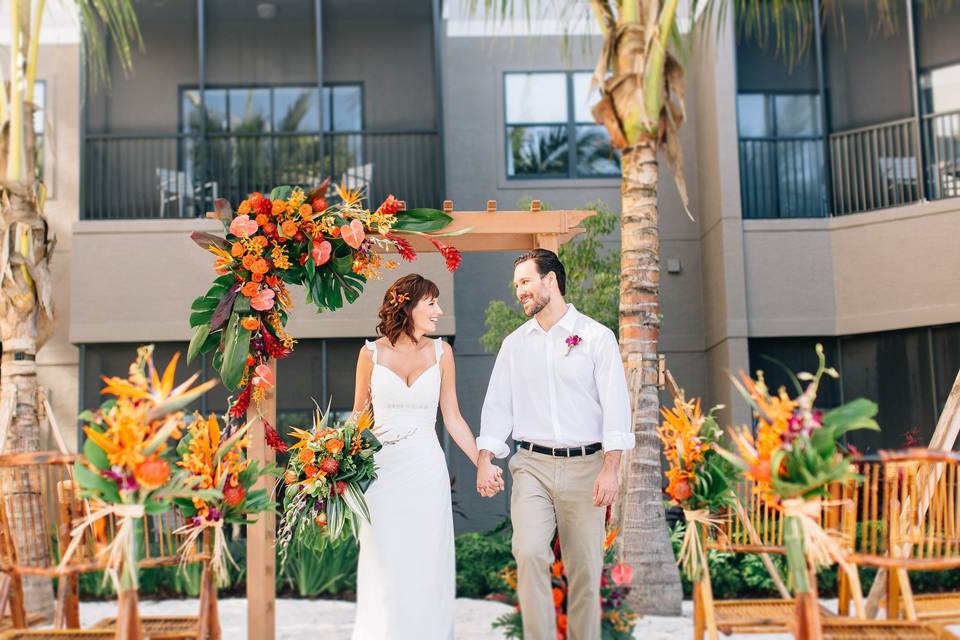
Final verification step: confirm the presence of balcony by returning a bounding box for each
[739,109,960,218]
[81,129,442,219]
[735,1,960,219]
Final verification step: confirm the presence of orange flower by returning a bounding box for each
[250,258,269,275]
[284,470,298,485]
[303,464,319,478]
[241,316,259,331]
[134,458,170,490]
[255,214,269,226]
[325,439,344,454]
[329,226,341,238]
[265,275,280,288]
[231,242,245,257]
[281,220,299,238]
[252,272,264,283]
[240,281,259,297]
[552,587,565,608]
[299,204,313,218]
[271,199,286,216]
[242,254,256,270]
[298,447,315,465]
[237,200,252,215]
[254,235,269,248]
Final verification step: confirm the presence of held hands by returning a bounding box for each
[476,456,505,498]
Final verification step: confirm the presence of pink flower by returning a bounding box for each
[250,287,275,311]
[340,219,366,249]
[229,214,259,238]
[311,240,332,266]
[565,334,582,356]
[610,563,633,586]
[252,363,274,388]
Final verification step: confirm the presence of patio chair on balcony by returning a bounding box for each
[338,162,373,192]
[157,168,219,218]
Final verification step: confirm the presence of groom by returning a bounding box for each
[476,248,635,640]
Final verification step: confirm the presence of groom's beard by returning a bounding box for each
[521,293,549,317]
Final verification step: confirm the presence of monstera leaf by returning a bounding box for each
[391,208,453,233]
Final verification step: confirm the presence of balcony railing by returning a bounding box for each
[738,109,960,218]
[82,130,443,220]
[739,136,825,219]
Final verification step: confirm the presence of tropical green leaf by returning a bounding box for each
[391,208,453,232]
[74,462,119,502]
[83,435,109,471]
[270,185,293,201]
[187,324,211,364]
[220,312,253,391]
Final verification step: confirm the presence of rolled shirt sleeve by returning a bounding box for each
[594,329,636,452]
[478,337,515,459]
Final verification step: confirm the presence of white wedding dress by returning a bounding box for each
[352,338,455,640]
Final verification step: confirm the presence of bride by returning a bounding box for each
[350,273,504,640]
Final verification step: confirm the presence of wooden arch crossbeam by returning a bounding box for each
[244,200,596,640]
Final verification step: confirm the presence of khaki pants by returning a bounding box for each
[508,448,605,640]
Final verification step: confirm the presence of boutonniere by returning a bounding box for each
[565,334,582,356]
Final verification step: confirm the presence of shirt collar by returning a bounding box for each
[525,304,579,335]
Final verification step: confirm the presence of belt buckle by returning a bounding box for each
[551,446,557,457]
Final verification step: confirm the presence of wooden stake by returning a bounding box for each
[246,359,276,640]
[486,200,496,213]
[442,200,453,214]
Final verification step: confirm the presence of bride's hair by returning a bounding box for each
[377,274,440,345]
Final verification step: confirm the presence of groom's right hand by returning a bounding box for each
[476,450,504,498]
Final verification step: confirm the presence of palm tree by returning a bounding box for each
[471,0,907,616]
[0,0,141,618]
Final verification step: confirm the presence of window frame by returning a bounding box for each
[503,70,620,181]
[177,82,365,135]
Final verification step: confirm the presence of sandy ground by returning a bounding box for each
[70,597,798,639]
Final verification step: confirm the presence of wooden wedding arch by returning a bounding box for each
[244,199,595,640]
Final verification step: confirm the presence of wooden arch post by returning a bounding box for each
[243,200,594,640]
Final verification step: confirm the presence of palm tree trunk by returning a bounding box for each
[617,142,683,615]
[0,181,54,621]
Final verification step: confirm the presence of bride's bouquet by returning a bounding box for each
[277,405,381,567]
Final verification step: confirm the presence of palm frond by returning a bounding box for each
[75,0,143,90]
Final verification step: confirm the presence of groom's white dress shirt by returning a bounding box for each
[478,304,635,458]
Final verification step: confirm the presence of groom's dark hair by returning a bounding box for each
[514,249,566,295]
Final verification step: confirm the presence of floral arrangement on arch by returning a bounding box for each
[277,405,381,568]
[188,182,462,429]
[717,344,879,618]
[61,347,222,592]
[492,527,638,640]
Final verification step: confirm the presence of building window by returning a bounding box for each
[504,71,620,179]
[737,92,826,218]
[919,63,960,199]
[180,84,362,134]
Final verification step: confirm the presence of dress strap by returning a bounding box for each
[434,338,443,364]
[365,340,378,365]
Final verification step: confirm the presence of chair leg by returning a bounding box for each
[837,568,850,617]
[8,574,26,629]
[887,566,901,620]
[692,579,705,640]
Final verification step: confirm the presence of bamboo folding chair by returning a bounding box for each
[0,452,220,640]
[692,476,839,639]
[839,450,960,624]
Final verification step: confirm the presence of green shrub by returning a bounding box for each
[455,520,514,598]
